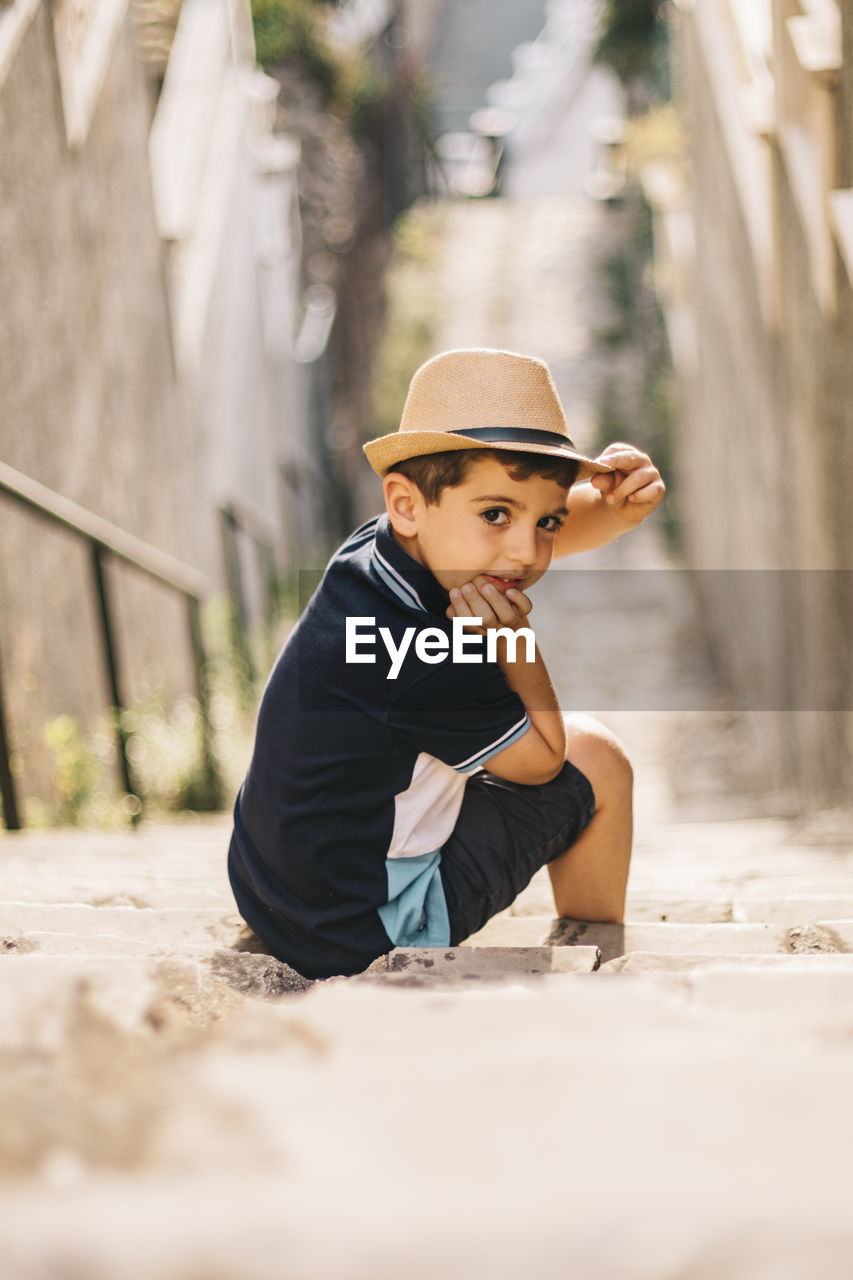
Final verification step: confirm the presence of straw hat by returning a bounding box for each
[363,348,613,481]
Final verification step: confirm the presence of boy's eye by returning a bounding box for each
[538,515,564,532]
[480,508,509,526]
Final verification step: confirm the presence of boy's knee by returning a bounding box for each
[563,713,633,796]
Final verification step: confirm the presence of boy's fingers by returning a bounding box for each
[606,464,658,504]
[590,472,616,495]
[450,585,491,632]
[449,582,533,629]
[595,445,651,471]
[626,477,666,504]
[470,578,522,625]
[471,578,534,626]
[459,582,496,625]
[504,588,533,619]
[448,587,476,617]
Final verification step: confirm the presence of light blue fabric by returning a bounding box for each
[370,545,427,613]
[378,850,451,947]
[453,712,531,772]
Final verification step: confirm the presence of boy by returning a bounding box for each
[228,349,665,979]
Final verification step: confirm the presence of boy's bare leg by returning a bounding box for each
[546,713,634,923]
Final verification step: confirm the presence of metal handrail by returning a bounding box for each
[0,460,223,829]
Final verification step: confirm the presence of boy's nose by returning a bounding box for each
[506,525,538,569]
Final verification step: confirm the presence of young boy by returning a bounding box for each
[228,349,665,979]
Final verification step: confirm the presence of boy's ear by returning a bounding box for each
[383,471,424,538]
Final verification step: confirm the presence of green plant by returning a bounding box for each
[641,351,679,549]
[251,0,353,108]
[369,203,445,439]
[625,102,684,170]
[594,0,666,89]
[592,191,680,548]
[26,592,285,829]
[594,374,631,456]
[596,249,637,347]
[41,715,106,826]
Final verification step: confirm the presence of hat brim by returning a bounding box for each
[363,430,614,482]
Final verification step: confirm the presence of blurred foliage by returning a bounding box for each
[23,595,279,829]
[348,65,392,136]
[252,0,433,133]
[592,3,680,546]
[251,0,389,125]
[252,0,342,97]
[641,355,678,549]
[625,102,684,168]
[369,203,445,440]
[593,195,679,549]
[39,715,106,827]
[594,0,671,100]
[594,374,631,453]
[596,249,636,348]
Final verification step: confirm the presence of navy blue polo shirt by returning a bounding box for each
[227,513,531,979]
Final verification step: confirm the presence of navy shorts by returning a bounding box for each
[439,760,596,945]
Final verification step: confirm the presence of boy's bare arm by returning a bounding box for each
[445,578,566,785]
[555,443,665,558]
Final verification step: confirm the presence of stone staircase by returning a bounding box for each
[2,812,853,1279]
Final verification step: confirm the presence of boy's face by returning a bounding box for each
[387,455,571,596]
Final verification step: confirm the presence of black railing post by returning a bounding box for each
[219,506,255,683]
[186,594,224,810]
[90,541,139,810]
[0,644,21,831]
[0,462,224,825]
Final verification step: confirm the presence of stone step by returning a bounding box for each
[5,901,853,966]
[2,973,853,1279]
[602,951,853,973]
[0,951,314,1051]
[510,867,853,923]
[465,914,853,961]
[732,894,853,923]
[0,883,234,908]
[362,945,601,983]
[4,949,853,1038]
[0,904,248,956]
[510,871,739,921]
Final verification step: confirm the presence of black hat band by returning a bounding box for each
[447,426,577,451]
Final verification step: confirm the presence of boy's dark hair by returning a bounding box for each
[391,448,580,506]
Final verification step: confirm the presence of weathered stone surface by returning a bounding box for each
[464,912,550,947]
[207,951,313,999]
[478,918,789,963]
[784,922,851,954]
[601,952,853,974]
[677,966,853,1040]
[733,896,853,923]
[2,978,853,1279]
[508,869,736,922]
[624,895,735,922]
[0,952,309,1052]
[361,945,601,984]
[0,823,233,911]
[0,880,234,909]
[0,904,247,956]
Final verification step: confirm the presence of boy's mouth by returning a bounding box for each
[481,574,523,593]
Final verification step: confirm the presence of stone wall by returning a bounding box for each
[0,1,201,807]
[663,1,853,805]
[0,0,309,816]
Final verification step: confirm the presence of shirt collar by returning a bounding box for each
[371,513,450,618]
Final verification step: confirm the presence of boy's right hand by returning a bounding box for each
[445,575,533,635]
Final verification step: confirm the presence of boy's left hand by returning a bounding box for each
[590,443,665,524]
